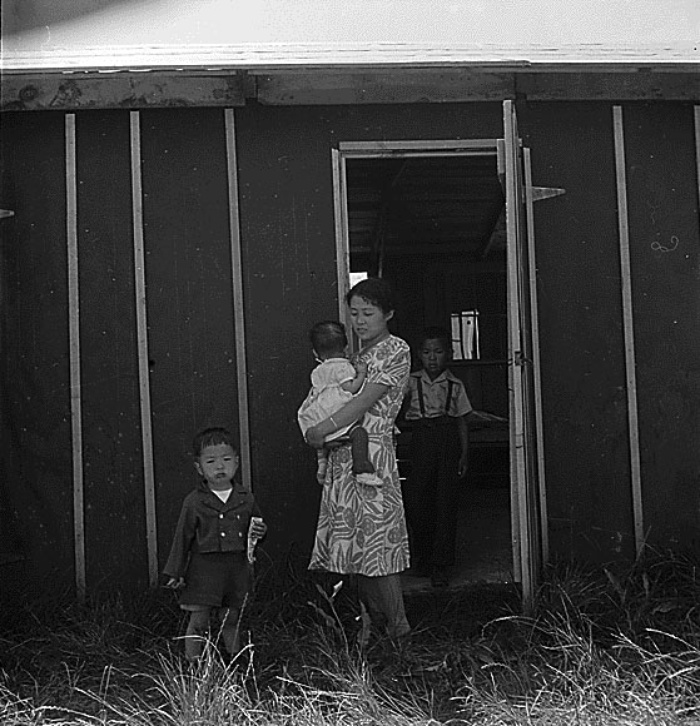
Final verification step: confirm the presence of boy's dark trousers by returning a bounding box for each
[403,417,461,571]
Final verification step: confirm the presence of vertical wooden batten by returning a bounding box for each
[130,111,158,587]
[224,109,252,490]
[612,105,644,558]
[66,113,86,602]
[523,147,549,564]
[332,149,352,334]
[695,107,700,217]
[502,101,528,595]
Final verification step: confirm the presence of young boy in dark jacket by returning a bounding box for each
[164,427,266,661]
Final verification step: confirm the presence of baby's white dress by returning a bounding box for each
[297,358,356,442]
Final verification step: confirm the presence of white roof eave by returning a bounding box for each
[2,42,699,75]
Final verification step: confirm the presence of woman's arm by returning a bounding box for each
[305,381,388,447]
[340,360,367,395]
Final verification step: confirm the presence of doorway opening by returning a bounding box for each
[338,144,513,590]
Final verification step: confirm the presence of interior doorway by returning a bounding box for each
[334,142,514,590]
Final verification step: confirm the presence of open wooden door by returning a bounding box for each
[501,100,544,612]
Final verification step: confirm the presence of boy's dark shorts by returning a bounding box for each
[179,551,250,611]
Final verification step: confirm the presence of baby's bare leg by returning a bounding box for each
[349,426,375,475]
[349,427,382,486]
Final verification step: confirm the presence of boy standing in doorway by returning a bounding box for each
[402,327,471,587]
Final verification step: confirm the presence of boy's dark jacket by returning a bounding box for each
[163,477,261,580]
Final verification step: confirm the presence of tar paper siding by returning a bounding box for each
[623,104,700,550]
[2,99,699,594]
[520,101,700,562]
[233,102,504,560]
[73,111,144,587]
[1,111,74,592]
[1,108,241,592]
[520,102,635,561]
[234,100,700,566]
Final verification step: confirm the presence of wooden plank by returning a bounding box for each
[3,70,696,111]
[612,105,644,558]
[523,147,549,565]
[503,100,528,596]
[258,71,514,104]
[130,111,159,588]
[518,72,700,101]
[1,73,248,111]
[66,113,86,602]
[340,140,498,154]
[224,109,253,491]
[695,107,700,216]
[332,149,353,336]
[261,71,699,105]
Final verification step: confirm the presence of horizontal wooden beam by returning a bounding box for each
[353,241,499,257]
[257,71,515,104]
[1,69,697,111]
[518,72,699,101]
[258,70,698,105]
[0,73,250,111]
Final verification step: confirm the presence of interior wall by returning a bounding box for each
[386,254,508,416]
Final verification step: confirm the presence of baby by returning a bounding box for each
[298,321,381,486]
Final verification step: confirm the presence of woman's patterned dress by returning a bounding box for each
[309,334,411,576]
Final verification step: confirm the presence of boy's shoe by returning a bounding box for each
[356,472,383,487]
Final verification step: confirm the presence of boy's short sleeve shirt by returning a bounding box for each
[404,369,472,420]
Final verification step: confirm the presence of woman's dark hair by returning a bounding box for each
[192,427,238,458]
[310,321,348,358]
[345,277,395,314]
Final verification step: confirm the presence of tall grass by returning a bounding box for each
[3,551,700,725]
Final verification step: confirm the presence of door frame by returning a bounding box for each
[332,139,500,332]
[330,135,545,605]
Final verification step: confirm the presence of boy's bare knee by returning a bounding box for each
[186,608,210,633]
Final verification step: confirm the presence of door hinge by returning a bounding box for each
[531,186,566,201]
[512,351,531,367]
